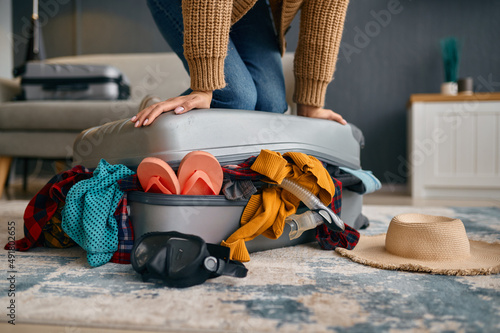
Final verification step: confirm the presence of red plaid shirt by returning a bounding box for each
[316,178,360,250]
[5,165,92,251]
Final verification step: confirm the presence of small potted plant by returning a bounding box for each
[440,37,461,95]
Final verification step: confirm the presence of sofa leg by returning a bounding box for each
[55,160,69,174]
[0,156,13,199]
[23,158,28,192]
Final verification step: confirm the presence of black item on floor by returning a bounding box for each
[131,231,247,288]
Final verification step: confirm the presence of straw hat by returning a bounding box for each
[335,213,500,275]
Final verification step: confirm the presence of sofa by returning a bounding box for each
[0,53,295,198]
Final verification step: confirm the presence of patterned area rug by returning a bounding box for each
[1,201,499,332]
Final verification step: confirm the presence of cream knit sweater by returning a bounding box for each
[183,0,349,108]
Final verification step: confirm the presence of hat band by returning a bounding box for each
[384,214,471,261]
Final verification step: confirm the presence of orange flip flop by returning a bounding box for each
[137,157,181,195]
[177,151,223,195]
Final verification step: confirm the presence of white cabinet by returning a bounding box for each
[408,93,500,199]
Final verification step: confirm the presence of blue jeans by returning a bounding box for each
[146,0,288,113]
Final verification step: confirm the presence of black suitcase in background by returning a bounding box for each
[19,62,130,101]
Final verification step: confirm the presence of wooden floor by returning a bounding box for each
[1,323,186,333]
[363,184,500,208]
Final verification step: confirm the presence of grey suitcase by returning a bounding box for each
[20,62,130,100]
[73,109,366,251]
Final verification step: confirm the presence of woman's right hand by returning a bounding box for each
[297,104,347,125]
[131,90,213,127]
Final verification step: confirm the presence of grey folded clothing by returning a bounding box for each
[222,179,257,201]
[326,165,365,194]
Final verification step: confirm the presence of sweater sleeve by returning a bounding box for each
[182,0,233,91]
[293,0,349,107]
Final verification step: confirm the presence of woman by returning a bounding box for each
[132,0,350,127]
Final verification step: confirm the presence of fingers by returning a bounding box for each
[297,104,347,125]
[327,110,347,125]
[131,91,212,127]
[131,99,176,127]
[173,106,185,114]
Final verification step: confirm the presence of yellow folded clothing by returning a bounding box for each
[221,149,335,261]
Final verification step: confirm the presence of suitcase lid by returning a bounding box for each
[72,109,361,170]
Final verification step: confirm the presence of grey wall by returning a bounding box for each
[331,0,500,186]
[12,0,172,67]
[11,0,500,186]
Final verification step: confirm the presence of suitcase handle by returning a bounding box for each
[42,83,89,91]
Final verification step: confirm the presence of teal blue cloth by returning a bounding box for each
[62,159,135,267]
[338,167,382,194]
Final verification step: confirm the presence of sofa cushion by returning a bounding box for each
[0,100,139,131]
[0,131,80,158]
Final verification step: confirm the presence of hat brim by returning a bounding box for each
[335,234,500,276]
